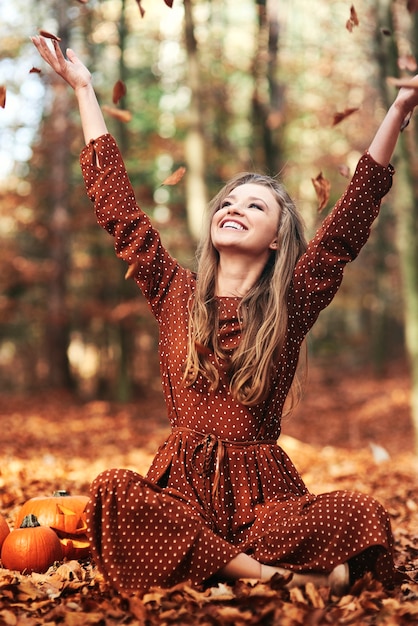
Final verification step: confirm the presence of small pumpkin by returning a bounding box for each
[15,490,90,561]
[0,514,10,551]
[1,514,63,573]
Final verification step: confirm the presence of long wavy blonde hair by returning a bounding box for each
[183,172,308,408]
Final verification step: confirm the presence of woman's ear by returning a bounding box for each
[269,238,278,250]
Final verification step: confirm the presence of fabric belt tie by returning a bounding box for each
[172,427,276,498]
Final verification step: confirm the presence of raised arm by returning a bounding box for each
[31,37,107,144]
[368,74,418,166]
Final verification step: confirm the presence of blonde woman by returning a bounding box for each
[32,35,417,595]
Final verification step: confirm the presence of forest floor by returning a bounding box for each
[0,362,417,624]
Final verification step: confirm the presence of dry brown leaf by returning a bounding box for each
[0,610,18,626]
[164,0,174,6]
[0,85,5,108]
[161,166,186,186]
[346,5,359,32]
[124,262,140,280]
[311,172,331,212]
[135,0,145,17]
[305,581,325,608]
[29,67,41,74]
[112,80,126,105]
[102,105,132,123]
[38,30,61,42]
[338,164,351,178]
[407,0,418,13]
[332,107,359,126]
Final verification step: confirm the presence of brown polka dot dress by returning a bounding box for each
[80,134,400,593]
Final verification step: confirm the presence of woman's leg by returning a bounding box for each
[218,553,349,594]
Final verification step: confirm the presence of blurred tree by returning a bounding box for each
[1,0,416,409]
[371,0,418,453]
[42,1,74,388]
[183,0,208,241]
[251,0,284,173]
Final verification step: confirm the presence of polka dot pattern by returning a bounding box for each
[80,135,398,593]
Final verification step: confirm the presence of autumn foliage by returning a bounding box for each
[0,364,417,624]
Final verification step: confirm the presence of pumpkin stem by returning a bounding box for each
[53,490,70,497]
[20,514,41,528]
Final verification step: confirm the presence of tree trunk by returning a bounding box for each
[375,0,418,453]
[44,3,73,388]
[251,0,283,173]
[183,0,208,242]
[114,0,134,402]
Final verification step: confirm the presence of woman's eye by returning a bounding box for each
[220,201,231,209]
[250,203,263,210]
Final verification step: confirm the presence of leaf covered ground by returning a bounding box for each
[0,364,417,625]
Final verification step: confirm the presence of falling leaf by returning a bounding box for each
[125,262,140,280]
[29,67,42,74]
[102,105,132,123]
[164,0,174,6]
[407,0,418,13]
[161,166,186,187]
[332,107,359,126]
[346,5,359,32]
[0,85,6,108]
[380,27,392,36]
[386,76,418,89]
[337,164,350,178]
[112,80,127,105]
[398,55,417,72]
[39,29,61,42]
[401,111,412,132]
[312,172,331,212]
[135,0,146,17]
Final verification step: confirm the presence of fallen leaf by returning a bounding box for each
[381,27,392,36]
[312,172,331,212]
[112,80,126,105]
[29,67,42,74]
[332,107,359,126]
[0,85,6,108]
[346,5,359,32]
[102,105,132,123]
[39,29,61,42]
[161,166,186,186]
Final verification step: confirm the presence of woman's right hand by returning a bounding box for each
[31,36,92,93]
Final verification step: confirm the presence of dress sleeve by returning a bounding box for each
[289,151,395,336]
[79,133,185,316]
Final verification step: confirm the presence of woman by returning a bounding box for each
[32,35,417,595]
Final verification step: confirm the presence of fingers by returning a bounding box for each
[31,35,68,74]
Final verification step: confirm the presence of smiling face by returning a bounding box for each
[210,182,281,260]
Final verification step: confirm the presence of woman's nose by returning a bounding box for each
[227,203,243,215]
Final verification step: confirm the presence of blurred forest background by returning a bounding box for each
[1,0,418,449]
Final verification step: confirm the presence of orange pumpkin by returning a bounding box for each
[0,514,10,551]
[1,514,63,573]
[59,535,91,560]
[15,490,90,560]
